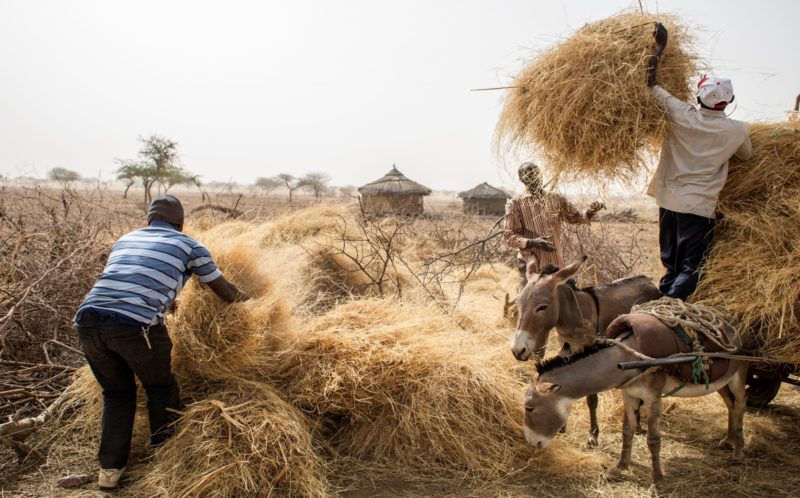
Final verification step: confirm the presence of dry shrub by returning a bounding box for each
[304,214,410,310]
[697,121,800,362]
[0,187,137,420]
[496,11,698,183]
[562,221,647,286]
[134,382,329,498]
[274,299,532,477]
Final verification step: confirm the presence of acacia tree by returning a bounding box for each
[139,135,178,184]
[275,173,308,203]
[116,162,157,204]
[47,167,81,187]
[254,177,281,196]
[161,168,200,193]
[116,135,198,203]
[301,172,331,201]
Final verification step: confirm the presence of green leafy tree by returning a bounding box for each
[116,161,157,204]
[139,135,178,182]
[161,167,201,193]
[116,134,199,203]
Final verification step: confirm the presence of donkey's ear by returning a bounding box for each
[548,256,586,287]
[536,382,561,394]
[525,255,540,282]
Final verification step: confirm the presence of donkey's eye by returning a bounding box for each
[525,406,534,413]
[535,305,548,313]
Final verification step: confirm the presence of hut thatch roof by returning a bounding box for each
[358,165,432,196]
[458,182,510,200]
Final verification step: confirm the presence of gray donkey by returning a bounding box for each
[523,333,748,494]
[509,257,660,445]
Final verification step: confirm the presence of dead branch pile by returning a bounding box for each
[696,121,800,363]
[495,11,698,184]
[0,187,137,421]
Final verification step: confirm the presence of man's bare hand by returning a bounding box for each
[526,236,555,252]
[207,276,250,304]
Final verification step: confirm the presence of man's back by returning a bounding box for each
[650,85,751,218]
[76,222,220,326]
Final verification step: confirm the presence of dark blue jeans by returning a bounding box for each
[77,313,180,469]
[658,207,715,301]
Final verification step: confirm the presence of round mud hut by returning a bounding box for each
[358,165,431,215]
[458,182,510,215]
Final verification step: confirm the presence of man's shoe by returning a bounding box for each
[98,467,125,489]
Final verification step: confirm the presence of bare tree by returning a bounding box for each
[254,177,282,196]
[275,173,308,203]
[301,172,331,201]
[47,168,81,187]
[337,185,358,198]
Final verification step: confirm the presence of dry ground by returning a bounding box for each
[1,189,799,497]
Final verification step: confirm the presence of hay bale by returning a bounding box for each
[697,121,800,362]
[133,383,329,498]
[496,12,698,183]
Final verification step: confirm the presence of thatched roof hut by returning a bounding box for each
[458,182,510,215]
[358,165,431,215]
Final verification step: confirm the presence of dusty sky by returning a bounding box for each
[1,0,797,192]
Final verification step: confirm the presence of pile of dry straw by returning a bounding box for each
[697,121,800,363]
[496,12,698,183]
[38,206,570,496]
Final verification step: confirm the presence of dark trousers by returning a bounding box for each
[658,207,715,301]
[77,316,180,469]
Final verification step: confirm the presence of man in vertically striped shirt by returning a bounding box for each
[75,195,248,489]
[504,162,604,287]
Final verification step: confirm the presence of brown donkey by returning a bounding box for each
[522,336,748,493]
[509,257,660,444]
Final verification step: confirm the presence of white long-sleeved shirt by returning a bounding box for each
[648,85,752,218]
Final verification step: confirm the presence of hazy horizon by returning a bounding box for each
[2,0,797,193]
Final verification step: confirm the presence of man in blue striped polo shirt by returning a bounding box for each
[75,194,249,489]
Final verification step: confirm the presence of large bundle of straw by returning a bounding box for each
[274,299,529,476]
[496,12,697,183]
[697,121,800,363]
[135,383,329,498]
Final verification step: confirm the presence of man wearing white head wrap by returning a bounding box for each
[646,23,752,300]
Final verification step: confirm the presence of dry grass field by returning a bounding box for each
[1,186,799,497]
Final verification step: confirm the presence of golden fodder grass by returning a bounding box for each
[133,382,329,498]
[263,204,345,246]
[271,298,534,477]
[168,231,292,384]
[496,11,698,184]
[697,121,800,363]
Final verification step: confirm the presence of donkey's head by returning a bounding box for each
[509,258,585,361]
[523,379,573,449]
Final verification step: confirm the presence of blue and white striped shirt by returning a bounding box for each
[75,221,222,326]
